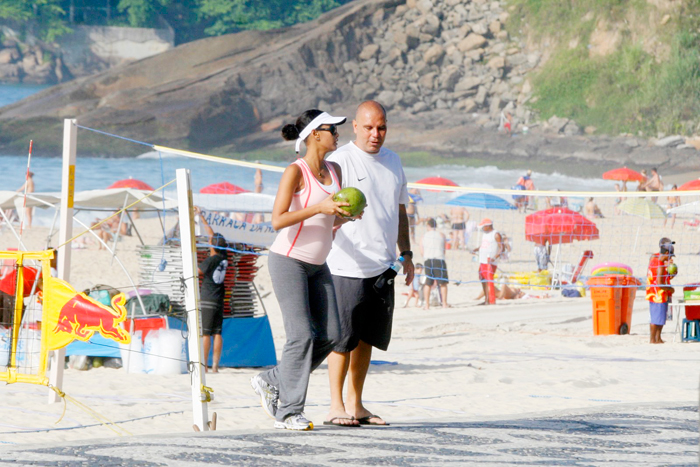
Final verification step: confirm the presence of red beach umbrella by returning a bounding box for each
[602,167,644,182]
[200,182,249,195]
[108,178,154,191]
[415,176,459,192]
[678,179,700,191]
[525,207,599,246]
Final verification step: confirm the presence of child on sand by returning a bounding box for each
[646,238,676,344]
[404,263,423,307]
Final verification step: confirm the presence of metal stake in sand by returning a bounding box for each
[176,168,210,431]
[18,140,33,244]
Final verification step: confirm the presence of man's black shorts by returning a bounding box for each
[200,300,224,336]
[332,274,394,352]
[424,258,449,286]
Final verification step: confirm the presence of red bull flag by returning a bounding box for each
[43,276,131,351]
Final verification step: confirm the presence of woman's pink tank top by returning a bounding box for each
[269,159,340,265]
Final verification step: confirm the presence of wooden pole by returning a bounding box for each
[48,119,76,403]
[176,169,209,431]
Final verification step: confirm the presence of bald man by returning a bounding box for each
[325,100,415,426]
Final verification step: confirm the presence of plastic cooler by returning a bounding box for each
[124,316,167,343]
[587,275,631,335]
[683,284,700,320]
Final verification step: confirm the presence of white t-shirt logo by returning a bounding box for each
[213,260,228,284]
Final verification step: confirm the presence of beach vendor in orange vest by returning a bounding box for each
[646,237,676,344]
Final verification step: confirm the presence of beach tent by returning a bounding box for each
[3,189,177,212]
[668,201,700,215]
[447,193,515,210]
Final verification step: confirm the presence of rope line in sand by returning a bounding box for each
[48,385,132,436]
[0,410,184,435]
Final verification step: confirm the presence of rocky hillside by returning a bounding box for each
[0,0,696,173]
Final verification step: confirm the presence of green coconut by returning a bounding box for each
[333,187,367,217]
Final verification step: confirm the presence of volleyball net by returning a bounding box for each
[68,122,700,299]
[406,185,700,298]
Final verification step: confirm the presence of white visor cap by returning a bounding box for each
[295,112,347,153]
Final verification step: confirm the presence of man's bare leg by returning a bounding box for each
[422,284,431,309]
[325,351,358,425]
[211,334,223,372]
[440,284,449,307]
[203,335,211,372]
[480,277,490,305]
[346,340,386,424]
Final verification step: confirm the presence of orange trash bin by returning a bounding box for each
[587,275,626,335]
[619,275,641,334]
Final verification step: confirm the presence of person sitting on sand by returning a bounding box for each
[584,198,604,219]
[637,170,648,191]
[642,168,663,202]
[476,283,526,301]
[91,213,132,249]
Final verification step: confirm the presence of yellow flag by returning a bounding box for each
[43,276,131,351]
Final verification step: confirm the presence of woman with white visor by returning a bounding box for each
[251,109,362,430]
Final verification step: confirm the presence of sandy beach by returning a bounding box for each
[0,212,698,447]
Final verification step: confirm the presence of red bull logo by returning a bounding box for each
[44,277,131,351]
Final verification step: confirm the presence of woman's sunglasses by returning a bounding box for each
[315,124,338,136]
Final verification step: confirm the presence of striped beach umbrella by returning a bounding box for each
[617,198,666,219]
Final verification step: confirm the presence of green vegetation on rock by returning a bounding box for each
[509,0,700,136]
[0,1,352,45]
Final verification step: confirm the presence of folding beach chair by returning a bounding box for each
[552,250,594,289]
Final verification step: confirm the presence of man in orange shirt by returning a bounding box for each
[646,238,675,344]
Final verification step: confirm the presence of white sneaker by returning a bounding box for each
[274,413,313,431]
[250,374,278,419]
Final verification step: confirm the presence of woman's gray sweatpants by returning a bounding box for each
[260,252,341,422]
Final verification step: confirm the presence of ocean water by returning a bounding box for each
[0,83,50,108]
[0,83,619,195]
[0,152,617,195]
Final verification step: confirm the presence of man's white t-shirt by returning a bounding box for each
[327,142,409,278]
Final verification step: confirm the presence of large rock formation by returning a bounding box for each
[0,0,537,154]
[0,0,694,173]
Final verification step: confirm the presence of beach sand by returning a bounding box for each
[1,213,699,446]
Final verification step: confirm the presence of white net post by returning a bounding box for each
[48,118,76,403]
[176,168,210,431]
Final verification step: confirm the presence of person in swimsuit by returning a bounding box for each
[664,184,680,228]
[450,206,469,250]
[250,109,358,431]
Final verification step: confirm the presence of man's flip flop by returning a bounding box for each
[323,417,361,427]
[357,415,390,426]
